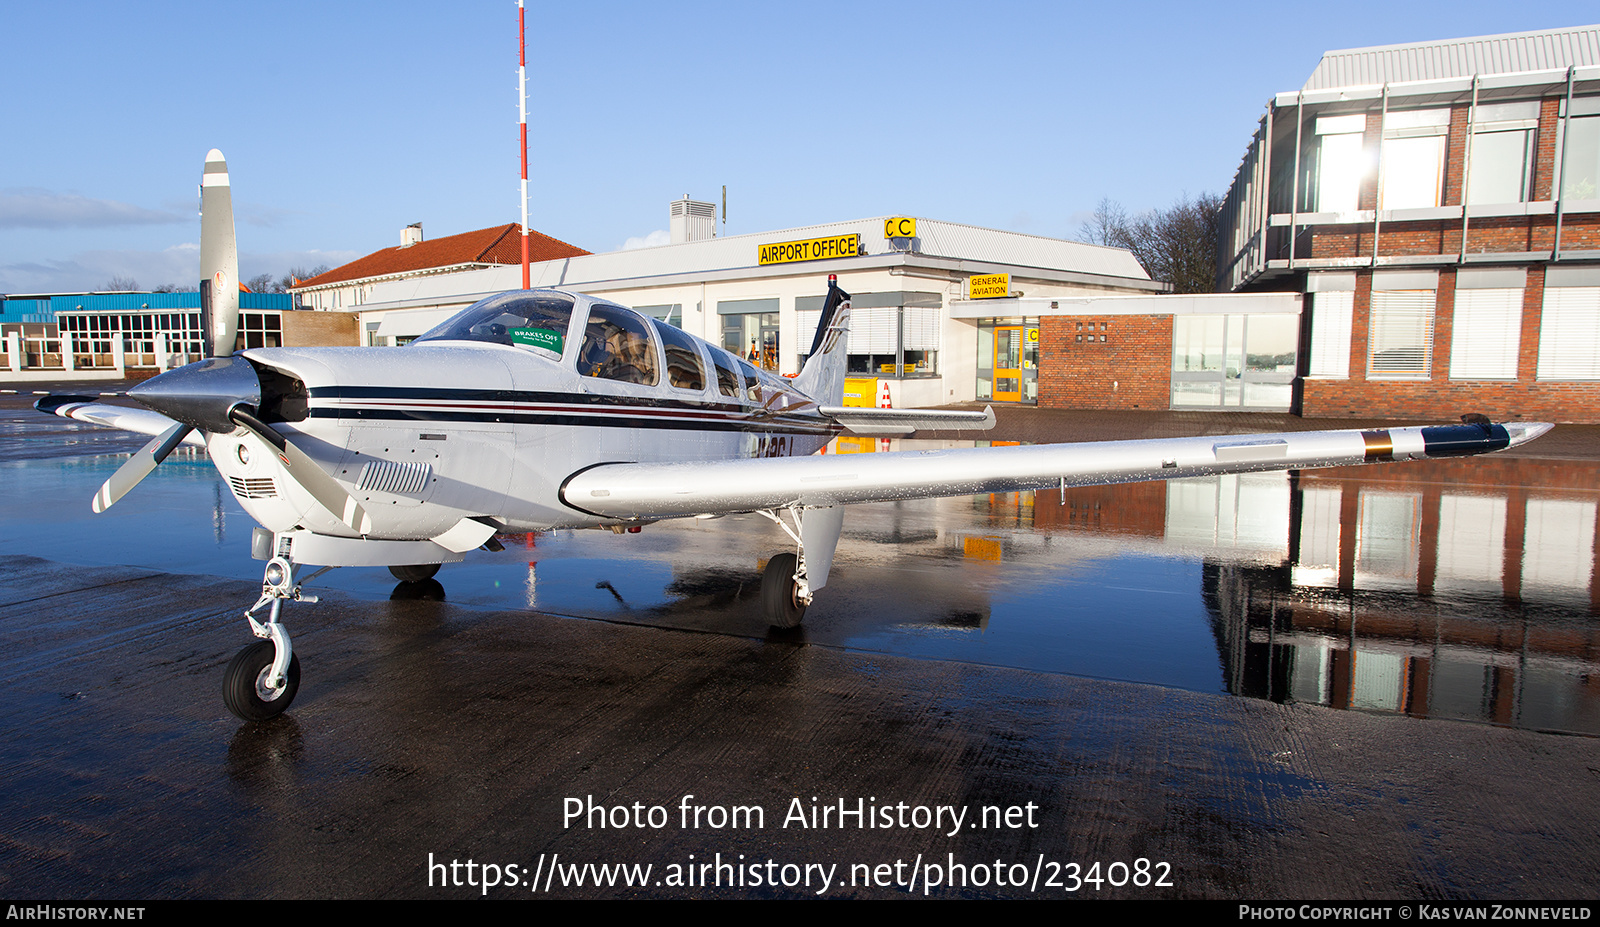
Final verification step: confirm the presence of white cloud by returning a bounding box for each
[0,189,186,230]
[0,244,362,294]
[0,244,198,294]
[620,229,670,250]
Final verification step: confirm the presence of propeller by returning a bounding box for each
[86,149,370,536]
[92,421,193,513]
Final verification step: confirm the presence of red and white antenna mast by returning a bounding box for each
[518,0,530,289]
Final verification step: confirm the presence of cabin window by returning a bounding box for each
[653,319,707,391]
[736,357,766,402]
[578,304,660,386]
[709,347,743,399]
[413,291,576,357]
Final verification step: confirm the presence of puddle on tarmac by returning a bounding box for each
[3,436,1596,736]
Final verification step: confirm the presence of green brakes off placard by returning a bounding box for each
[511,327,563,353]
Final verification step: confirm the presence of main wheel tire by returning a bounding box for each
[389,563,441,582]
[222,640,301,722]
[762,552,807,629]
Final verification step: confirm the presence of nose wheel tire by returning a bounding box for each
[389,563,441,582]
[223,640,301,722]
[762,552,807,629]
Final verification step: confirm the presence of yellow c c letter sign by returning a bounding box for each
[884,217,916,238]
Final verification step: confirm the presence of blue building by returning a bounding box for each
[1,290,295,378]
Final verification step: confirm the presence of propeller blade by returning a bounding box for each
[228,406,372,535]
[92,421,194,513]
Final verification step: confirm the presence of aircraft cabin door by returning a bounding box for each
[993,327,1023,402]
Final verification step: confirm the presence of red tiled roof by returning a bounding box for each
[294,224,589,289]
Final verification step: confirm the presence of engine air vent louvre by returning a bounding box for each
[228,476,277,499]
[357,460,431,495]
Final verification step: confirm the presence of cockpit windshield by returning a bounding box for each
[412,291,576,357]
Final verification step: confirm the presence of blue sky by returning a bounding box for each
[1,1,1594,293]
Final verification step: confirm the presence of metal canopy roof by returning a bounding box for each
[1303,24,1600,91]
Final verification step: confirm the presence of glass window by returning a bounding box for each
[1309,290,1353,378]
[1467,129,1534,205]
[1173,315,1226,372]
[723,312,780,371]
[736,357,765,402]
[708,347,743,399]
[1244,314,1298,373]
[634,303,682,327]
[1560,114,1600,200]
[653,319,707,392]
[903,306,940,376]
[848,306,897,375]
[413,291,576,358]
[578,304,659,385]
[1301,114,1366,213]
[1537,285,1600,380]
[1380,109,1449,210]
[1368,290,1436,379]
[1449,288,1521,380]
[239,311,282,350]
[1313,130,1365,212]
[1380,136,1446,209]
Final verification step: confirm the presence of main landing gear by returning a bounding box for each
[755,505,843,630]
[224,551,328,722]
[762,552,806,628]
[388,563,441,582]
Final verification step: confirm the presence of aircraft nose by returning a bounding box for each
[128,356,262,433]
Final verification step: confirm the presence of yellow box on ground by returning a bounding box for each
[842,377,877,408]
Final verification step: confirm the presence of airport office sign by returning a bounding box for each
[758,233,861,266]
[969,273,1010,299]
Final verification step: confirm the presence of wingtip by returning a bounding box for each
[1503,422,1554,447]
[34,394,97,415]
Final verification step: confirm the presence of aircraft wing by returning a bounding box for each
[816,404,996,436]
[560,421,1551,520]
[34,395,207,448]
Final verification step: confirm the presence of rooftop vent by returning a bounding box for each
[400,222,423,248]
[669,196,716,244]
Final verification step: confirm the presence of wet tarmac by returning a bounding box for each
[2,387,1598,899]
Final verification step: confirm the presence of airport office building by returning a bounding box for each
[300,212,1300,411]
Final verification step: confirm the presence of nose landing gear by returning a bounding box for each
[224,552,327,722]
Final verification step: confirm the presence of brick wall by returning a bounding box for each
[1038,315,1172,410]
[282,311,359,347]
[1287,90,1600,423]
[1301,266,1600,423]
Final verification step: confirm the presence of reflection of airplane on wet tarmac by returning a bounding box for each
[36,151,1554,722]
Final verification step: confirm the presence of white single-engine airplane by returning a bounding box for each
[38,151,1553,722]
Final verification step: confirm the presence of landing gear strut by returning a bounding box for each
[225,551,326,722]
[756,505,843,630]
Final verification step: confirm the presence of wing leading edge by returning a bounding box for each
[35,396,207,448]
[560,421,1552,520]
